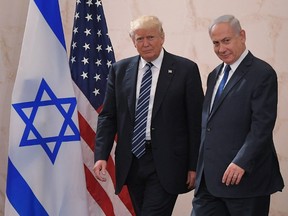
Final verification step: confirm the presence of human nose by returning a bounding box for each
[218,43,226,53]
[142,38,150,47]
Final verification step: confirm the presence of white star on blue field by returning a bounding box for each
[12,79,80,164]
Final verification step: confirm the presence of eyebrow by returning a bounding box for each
[213,37,232,43]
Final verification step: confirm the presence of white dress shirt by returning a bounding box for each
[136,49,164,140]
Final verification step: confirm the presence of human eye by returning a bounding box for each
[136,37,144,43]
[213,41,219,47]
[147,35,155,41]
[222,38,231,44]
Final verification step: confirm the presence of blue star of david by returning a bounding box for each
[12,78,80,164]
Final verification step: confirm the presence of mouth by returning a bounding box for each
[143,49,153,54]
[219,52,230,58]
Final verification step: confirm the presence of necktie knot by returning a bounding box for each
[147,62,153,67]
[146,62,153,71]
[224,64,231,75]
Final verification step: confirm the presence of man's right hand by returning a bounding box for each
[93,160,108,182]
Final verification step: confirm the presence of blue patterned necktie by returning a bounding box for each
[213,64,231,106]
[131,62,153,158]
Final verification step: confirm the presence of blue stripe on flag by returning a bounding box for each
[34,0,66,49]
[6,158,49,216]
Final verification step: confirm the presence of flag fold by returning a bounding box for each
[69,0,135,215]
[5,0,89,215]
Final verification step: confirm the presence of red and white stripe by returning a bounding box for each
[73,83,135,216]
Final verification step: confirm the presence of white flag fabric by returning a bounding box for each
[5,0,89,215]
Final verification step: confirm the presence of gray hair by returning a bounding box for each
[208,15,242,36]
[129,15,164,38]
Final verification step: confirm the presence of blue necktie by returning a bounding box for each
[213,64,231,105]
[131,62,153,158]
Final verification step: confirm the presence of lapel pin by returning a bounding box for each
[168,70,173,74]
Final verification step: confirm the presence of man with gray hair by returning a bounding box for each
[93,15,204,215]
[192,14,284,216]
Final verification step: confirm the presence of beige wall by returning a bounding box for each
[1,0,287,215]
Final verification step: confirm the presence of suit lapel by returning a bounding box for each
[205,64,222,116]
[209,52,253,119]
[123,57,139,120]
[152,52,175,119]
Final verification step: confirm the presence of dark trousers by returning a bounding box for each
[126,149,177,216]
[192,177,270,216]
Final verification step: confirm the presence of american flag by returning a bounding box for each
[69,0,135,215]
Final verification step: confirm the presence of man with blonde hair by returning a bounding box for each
[93,15,204,215]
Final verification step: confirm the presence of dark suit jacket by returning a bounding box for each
[94,50,204,195]
[194,51,284,198]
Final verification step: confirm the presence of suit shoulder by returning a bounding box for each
[113,55,138,67]
[249,55,277,79]
[166,51,198,66]
[209,64,222,77]
[252,56,275,70]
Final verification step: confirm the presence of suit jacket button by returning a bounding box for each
[151,127,155,131]
[207,128,211,132]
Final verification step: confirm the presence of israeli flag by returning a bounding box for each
[5,0,89,215]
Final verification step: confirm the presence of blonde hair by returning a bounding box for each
[129,15,164,38]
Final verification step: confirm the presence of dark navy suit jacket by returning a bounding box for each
[95,50,204,194]
[194,51,284,198]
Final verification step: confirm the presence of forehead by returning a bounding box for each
[134,27,160,36]
[210,22,235,40]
